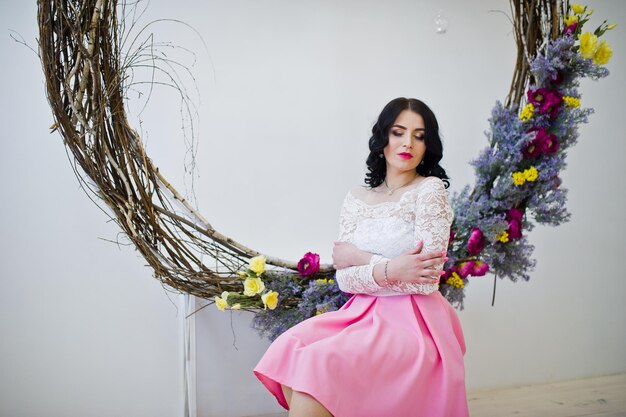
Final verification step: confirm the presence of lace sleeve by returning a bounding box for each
[334,192,385,294]
[387,177,453,294]
[414,177,453,254]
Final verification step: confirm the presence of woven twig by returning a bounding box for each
[505,0,566,108]
[37,0,564,309]
[37,0,332,311]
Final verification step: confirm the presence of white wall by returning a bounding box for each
[0,3,184,417]
[1,1,624,417]
[187,1,626,416]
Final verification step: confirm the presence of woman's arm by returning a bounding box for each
[332,189,449,293]
[385,177,453,290]
[333,240,445,272]
[331,241,373,269]
[333,193,388,293]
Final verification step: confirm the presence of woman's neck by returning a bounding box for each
[384,169,419,189]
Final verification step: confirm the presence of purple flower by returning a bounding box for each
[551,70,564,85]
[550,175,562,190]
[297,252,320,276]
[467,227,485,256]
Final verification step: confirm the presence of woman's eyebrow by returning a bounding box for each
[392,124,425,131]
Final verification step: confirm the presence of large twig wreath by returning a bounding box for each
[37,0,613,325]
[37,0,330,310]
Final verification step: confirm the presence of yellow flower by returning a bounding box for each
[564,14,579,26]
[571,4,585,15]
[497,231,510,243]
[578,32,598,59]
[231,303,241,310]
[593,40,613,65]
[315,278,329,284]
[519,103,534,121]
[328,279,335,284]
[214,295,228,311]
[446,272,465,289]
[607,23,617,30]
[243,277,265,296]
[587,9,593,16]
[316,305,329,315]
[261,291,279,310]
[563,96,581,108]
[512,172,526,186]
[249,255,266,275]
[236,271,248,277]
[524,166,539,182]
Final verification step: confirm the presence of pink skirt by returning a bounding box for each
[253,291,469,417]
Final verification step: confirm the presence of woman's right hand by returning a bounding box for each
[387,241,447,285]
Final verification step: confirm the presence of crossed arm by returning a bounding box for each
[332,240,447,287]
[332,178,453,294]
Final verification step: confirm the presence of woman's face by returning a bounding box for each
[383,109,427,174]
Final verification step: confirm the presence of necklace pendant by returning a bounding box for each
[388,189,394,195]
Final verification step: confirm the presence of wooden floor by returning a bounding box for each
[248,373,626,417]
[468,373,626,417]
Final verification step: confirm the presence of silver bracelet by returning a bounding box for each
[383,261,390,287]
[369,255,390,287]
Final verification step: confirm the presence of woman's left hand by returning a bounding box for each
[332,241,367,269]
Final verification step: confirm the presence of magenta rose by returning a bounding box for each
[297,252,320,276]
[527,88,548,106]
[539,131,559,154]
[507,207,524,222]
[508,220,522,240]
[458,260,490,278]
[525,127,559,158]
[471,261,490,277]
[539,91,563,119]
[467,227,485,256]
[564,22,578,35]
[527,88,563,119]
[458,261,474,278]
[506,208,524,240]
[523,135,543,159]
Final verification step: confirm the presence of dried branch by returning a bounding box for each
[37,0,333,305]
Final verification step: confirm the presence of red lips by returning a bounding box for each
[398,152,413,159]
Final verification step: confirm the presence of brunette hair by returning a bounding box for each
[365,97,449,188]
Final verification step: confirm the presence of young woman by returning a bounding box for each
[254,97,468,417]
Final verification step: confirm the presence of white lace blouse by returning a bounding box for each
[335,177,454,296]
